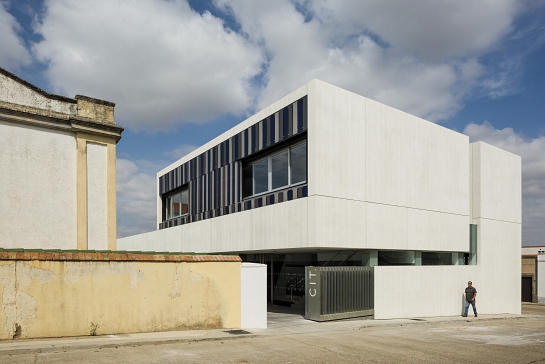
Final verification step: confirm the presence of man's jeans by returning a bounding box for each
[464,299,477,316]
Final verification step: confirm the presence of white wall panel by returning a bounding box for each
[120,198,308,254]
[438,267,482,316]
[472,142,503,220]
[366,203,407,250]
[502,151,522,224]
[308,196,366,249]
[307,80,366,200]
[406,114,441,211]
[440,128,469,215]
[365,99,408,206]
[476,218,504,313]
[0,122,77,249]
[440,213,469,252]
[87,143,108,250]
[502,222,521,314]
[240,263,267,329]
[374,266,480,319]
[407,208,441,251]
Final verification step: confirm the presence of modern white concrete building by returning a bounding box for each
[0,67,123,250]
[118,79,521,319]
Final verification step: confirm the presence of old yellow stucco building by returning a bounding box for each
[0,67,123,250]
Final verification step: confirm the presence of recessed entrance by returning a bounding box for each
[522,276,533,302]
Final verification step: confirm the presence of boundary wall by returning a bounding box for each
[0,251,241,339]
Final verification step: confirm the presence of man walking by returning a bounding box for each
[463,281,478,317]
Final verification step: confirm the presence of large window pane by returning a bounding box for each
[253,159,269,194]
[166,196,172,219]
[165,188,189,220]
[271,150,289,190]
[172,192,182,218]
[290,143,306,184]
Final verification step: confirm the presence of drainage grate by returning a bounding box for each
[224,330,252,335]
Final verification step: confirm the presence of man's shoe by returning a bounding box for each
[475,314,478,317]
[462,315,467,317]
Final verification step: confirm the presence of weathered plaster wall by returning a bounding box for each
[0,122,77,249]
[1,67,122,251]
[0,255,241,339]
[0,73,76,116]
[75,97,115,124]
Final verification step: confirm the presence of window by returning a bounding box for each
[242,142,307,198]
[165,188,189,220]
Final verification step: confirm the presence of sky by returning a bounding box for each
[1,0,544,245]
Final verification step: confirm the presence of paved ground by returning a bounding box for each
[1,304,544,363]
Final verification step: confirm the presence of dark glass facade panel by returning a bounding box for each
[290,143,307,184]
[269,115,275,145]
[244,130,248,156]
[378,251,414,266]
[283,107,289,139]
[242,164,253,198]
[271,150,289,190]
[297,99,304,132]
[422,252,453,266]
[253,159,268,194]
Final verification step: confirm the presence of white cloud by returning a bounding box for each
[29,0,530,127]
[464,122,545,246]
[213,0,523,122]
[0,1,31,70]
[116,158,157,238]
[300,0,520,61]
[163,144,198,160]
[32,0,264,130]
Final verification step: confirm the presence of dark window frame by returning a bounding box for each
[162,184,189,222]
[241,133,307,200]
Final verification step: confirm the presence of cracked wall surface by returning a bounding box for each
[0,260,240,339]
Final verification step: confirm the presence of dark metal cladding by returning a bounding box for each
[158,96,308,230]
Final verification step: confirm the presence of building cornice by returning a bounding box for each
[0,105,123,142]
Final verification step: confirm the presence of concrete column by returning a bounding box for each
[538,252,545,303]
[415,252,422,266]
[363,250,378,266]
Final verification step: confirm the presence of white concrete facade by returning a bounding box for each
[118,79,522,318]
[240,263,267,329]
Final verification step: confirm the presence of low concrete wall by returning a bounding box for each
[241,263,267,329]
[0,251,241,339]
[374,265,520,319]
